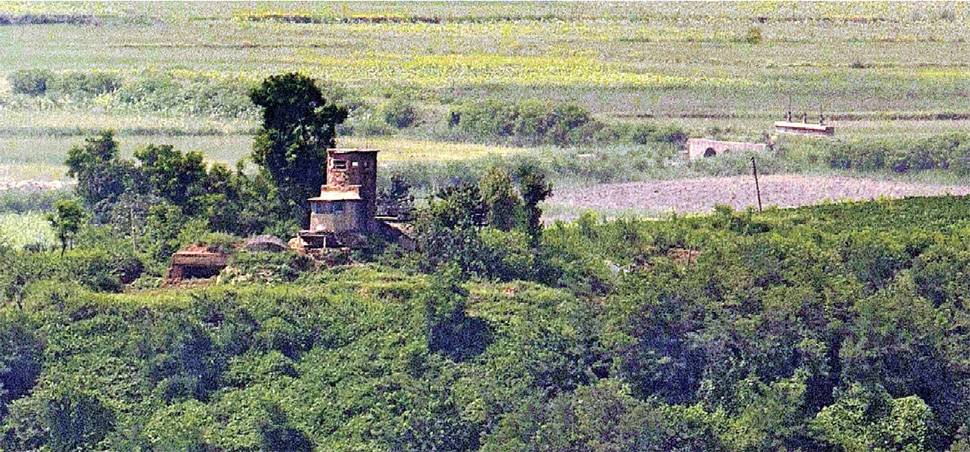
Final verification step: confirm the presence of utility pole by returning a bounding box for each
[751,156,763,213]
[787,88,793,122]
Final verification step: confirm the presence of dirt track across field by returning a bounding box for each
[547,175,970,217]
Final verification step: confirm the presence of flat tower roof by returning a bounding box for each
[327,148,380,154]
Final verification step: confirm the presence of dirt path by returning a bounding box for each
[0,180,70,191]
[547,175,970,217]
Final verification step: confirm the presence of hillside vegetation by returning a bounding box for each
[4,195,970,451]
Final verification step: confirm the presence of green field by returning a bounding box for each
[3,2,970,183]
[0,212,55,249]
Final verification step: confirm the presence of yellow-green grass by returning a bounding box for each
[0,134,525,181]
[0,164,66,182]
[339,136,523,162]
[0,135,255,179]
[3,2,970,183]
[2,3,970,108]
[0,212,55,249]
[0,110,254,136]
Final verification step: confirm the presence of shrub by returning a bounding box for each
[2,386,116,452]
[826,133,970,174]
[479,228,536,281]
[0,188,72,214]
[0,313,43,419]
[743,26,763,44]
[48,71,122,97]
[222,250,313,284]
[382,94,418,128]
[115,73,256,118]
[8,69,54,96]
[449,99,594,147]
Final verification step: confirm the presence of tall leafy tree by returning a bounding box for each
[134,144,207,212]
[65,130,137,209]
[515,163,552,248]
[250,73,348,222]
[47,199,84,255]
[479,166,520,231]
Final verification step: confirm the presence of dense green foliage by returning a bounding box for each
[7,69,54,96]
[826,133,970,175]
[448,99,687,148]
[414,164,551,279]
[4,193,970,450]
[64,129,281,247]
[250,73,349,222]
[46,199,83,255]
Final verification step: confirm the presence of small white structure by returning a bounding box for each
[774,121,835,137]
[686,138,766,161]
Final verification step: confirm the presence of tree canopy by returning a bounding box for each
[250,73,348,221]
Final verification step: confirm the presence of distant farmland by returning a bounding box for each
[3,2,970,215]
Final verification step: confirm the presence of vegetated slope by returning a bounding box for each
[6,195,970,450]
[548,174,970,217]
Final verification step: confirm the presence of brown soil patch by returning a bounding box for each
[548,175,970,217]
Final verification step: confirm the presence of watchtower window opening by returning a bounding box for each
[333,160,347,170]
[352,161,359,167]
[332,201,345,214]
[311,202,325,214]
[704,148,717,158]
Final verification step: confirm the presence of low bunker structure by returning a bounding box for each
[687,138,766,161]
[167,249,227,281]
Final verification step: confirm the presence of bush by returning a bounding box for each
[0,312,43,419]
[2,386,116,452]
[743,26,763,44]
[595,122,688,147]
[479,228,536,281]
[382,94,418,128]
[48,71,122,97]
[8,69,54,96]
[115,73,256,118]
[222,250,313,284]
[449,99,594,147]
[826,133,970,174]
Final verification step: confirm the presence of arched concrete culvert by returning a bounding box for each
[704,148,717,157]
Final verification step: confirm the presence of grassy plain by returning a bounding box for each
[0,212,55,248]
[2,2,970,187]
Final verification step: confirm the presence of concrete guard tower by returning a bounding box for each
[298,148,378,248]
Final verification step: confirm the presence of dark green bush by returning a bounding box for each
[449,99,593,147]
[8,69,54,96]
[0,312,43,420]
[827,133,970,174]
[223,250,313,283]
[48,71,122,97]
[382,94,418,128]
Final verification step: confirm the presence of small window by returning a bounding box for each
[352,161,359,167]
[311,203,324,214]
[333,201,345,214]
[333,160,347,170]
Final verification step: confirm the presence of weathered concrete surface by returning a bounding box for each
[687,138,766,160]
